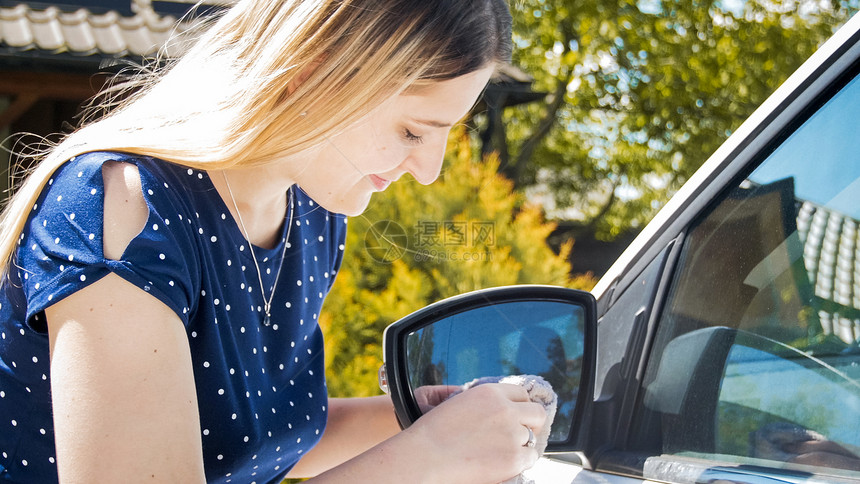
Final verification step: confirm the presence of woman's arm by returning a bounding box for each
[286,396,401,478]
[45,161,206,483]
[288,385,460,477]
[46,274,207,483]
[297,384,547,484]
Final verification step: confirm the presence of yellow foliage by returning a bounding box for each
[321,126,596,398]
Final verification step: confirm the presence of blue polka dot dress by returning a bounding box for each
[0,152,348,483]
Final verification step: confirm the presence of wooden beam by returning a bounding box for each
[0,93,40,130]
[0,71,108,100]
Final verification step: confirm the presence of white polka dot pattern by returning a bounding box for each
[0,152,347,483]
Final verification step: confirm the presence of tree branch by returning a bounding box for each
[584,177,621,232]
[507,72,572,188]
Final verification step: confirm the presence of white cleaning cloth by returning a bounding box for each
[450,375,558,484]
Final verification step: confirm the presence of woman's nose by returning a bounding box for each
[402,140,446,185]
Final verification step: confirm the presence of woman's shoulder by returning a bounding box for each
[31,151,203,257]
[55,150,181,178]
[19,151,205,324]
[100,159,148,260]
[44,151,173,194]
[49,151,209,209]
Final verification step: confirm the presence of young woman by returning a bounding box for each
[0,1,546,483]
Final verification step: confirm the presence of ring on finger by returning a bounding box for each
[523,425,536,448]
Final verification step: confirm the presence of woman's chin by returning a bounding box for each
[315,192,373,217]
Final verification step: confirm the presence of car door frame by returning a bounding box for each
[568,12,860,483]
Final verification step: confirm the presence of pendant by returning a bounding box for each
[262,303,272,326]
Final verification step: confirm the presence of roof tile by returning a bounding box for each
[26,6,64,50]
[1,4,34,48]
[1,2,188,59]
[90,11,126,54]
[57,8,96,53]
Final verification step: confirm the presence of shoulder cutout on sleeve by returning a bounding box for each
[102,161,149,260]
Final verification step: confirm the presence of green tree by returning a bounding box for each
[489,0,857,240]
[320,127,595,398]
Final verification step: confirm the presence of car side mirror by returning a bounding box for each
[380,285,597,451]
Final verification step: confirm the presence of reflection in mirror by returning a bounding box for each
[405,300,586,442]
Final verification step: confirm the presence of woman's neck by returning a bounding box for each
[209,164,296,249]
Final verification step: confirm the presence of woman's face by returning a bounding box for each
[295,66,495,216]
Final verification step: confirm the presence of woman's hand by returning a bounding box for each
[308,382,545,484]
[404,382,547,483]
[787,438,860,471]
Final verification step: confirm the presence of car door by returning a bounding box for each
[562,12,860,484]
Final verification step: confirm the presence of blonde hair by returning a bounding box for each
[0,0,512,278]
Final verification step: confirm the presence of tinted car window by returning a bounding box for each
[632,70,860,479]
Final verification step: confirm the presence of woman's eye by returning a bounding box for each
[402,128,424,144]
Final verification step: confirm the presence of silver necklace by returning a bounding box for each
[222,172,294,327]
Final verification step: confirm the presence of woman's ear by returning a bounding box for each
[286,59,324,95]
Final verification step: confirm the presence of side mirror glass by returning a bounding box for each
[381,285,596,451]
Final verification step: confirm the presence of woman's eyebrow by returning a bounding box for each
[411,118,454,128]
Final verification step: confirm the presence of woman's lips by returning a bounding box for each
[369,175,392,191]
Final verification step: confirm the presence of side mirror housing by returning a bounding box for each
[381,285,597,452]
